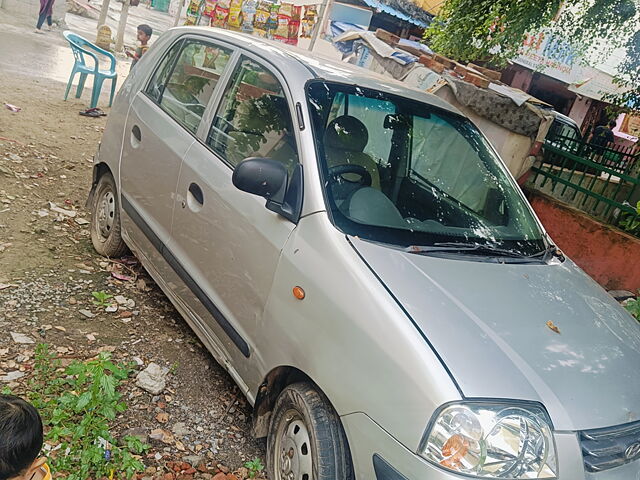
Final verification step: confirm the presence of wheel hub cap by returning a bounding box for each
[276,415,312,480]
[97,191,115,237]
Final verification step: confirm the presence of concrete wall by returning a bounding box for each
[510,68,533,92]
[568,96,591,130]
[527,190,640,291]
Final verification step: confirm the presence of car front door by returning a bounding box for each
[119,36,234,276]
[168,54,301,388]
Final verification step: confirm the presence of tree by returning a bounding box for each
[424,0,640,110]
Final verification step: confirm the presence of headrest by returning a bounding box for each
[324,115,368,152]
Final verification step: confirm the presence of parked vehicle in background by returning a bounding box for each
[89,27,640,480]
[544,111,583,154]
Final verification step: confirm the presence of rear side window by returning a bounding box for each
[146,40,182,102]
[147,39,233,135]
[206,56,298,172]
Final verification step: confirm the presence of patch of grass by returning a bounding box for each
[92,290,113,307]
[244,458,264,478]
[626,296,640,320]
[29,344,148,480]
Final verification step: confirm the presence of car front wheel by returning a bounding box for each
[267,382,354,480]
[90,172,127,258]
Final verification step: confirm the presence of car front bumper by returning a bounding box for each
[341,412,640,480]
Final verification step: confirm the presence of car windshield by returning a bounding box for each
[307,81,546,256]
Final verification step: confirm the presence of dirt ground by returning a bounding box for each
[0,68,266,478]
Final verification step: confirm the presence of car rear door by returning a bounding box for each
[168,53,301,388]
[119,35,234,277]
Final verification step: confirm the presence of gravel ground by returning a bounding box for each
[0,66,266,479]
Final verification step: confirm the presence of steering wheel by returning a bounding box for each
[327,164,372,187]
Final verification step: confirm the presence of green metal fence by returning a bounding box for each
[531,135,640,237]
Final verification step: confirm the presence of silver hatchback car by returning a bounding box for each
[89,27,640,480]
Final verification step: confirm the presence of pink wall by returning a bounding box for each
[511,69,533,92]
[568,96,591,129]
[529,192,640,292]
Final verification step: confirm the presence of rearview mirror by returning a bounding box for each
[232,157,287,204]
[232,157,304,224]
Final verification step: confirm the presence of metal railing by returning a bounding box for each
[531,135,640,235]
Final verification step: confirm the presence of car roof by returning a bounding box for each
[168,26,461,115]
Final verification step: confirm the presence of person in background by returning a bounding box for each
[589,119,617,161]
[0,395,50,480]
[35,0,56,34]
[126,24,153,69]
[590,119,617,148]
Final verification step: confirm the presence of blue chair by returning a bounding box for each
[63,30,117,109]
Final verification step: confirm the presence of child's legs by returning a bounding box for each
[47,15,52,26]
[36,11,48,29]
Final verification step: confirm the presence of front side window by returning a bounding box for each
[207,57,299,172]
[148,38,233,134]
[307,81,546,257]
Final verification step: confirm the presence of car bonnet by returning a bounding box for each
[350,236,640,431]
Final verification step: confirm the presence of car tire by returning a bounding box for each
[90,172,127,258]
[267,382,354,480]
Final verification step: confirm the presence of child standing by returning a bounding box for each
[0,395,49,480]
[126,24,153,69]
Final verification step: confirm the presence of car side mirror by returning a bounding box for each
[233,157,288,203]
[232,157,303,224]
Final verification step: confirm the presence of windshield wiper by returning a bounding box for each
[528,244,565,261]
[405,242,530,259]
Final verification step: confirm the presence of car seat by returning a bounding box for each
[346,187,407,228]
[323,115,381,189]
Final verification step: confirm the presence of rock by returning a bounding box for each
[183,455,204,467]
[105,305,118,313]
[171,422,190,437]
[10,332,35,344]
[114,295,128,305]
[75,217,90,225]
[149,428,174,444]
[132,356,144,366]
[136,363,169,395]
[79,309,95,318]
[49,202,77,218]
[609,290,636,301]
[1,371,25,382]
[212,474,226,480]
[121,427,148,444]
[156,412,169,423]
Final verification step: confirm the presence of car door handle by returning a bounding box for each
[132,125,142,142]
[188,182,204,206]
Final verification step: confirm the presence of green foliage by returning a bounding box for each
[424,0,639,110]
[626,296,640,320]
[92,290,114,307]
[29,344,148,480]
[618,200,640,237]
[243,458,264,478]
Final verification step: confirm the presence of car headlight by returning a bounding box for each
[420,401,557,479]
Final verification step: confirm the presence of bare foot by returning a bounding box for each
[34,29,44,34]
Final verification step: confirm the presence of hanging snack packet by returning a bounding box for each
[253,0,271,29]
[212,3,229,26]
[278,2,292,17]
[241,0,257,32]
[186,0,201,15]
[274,14,289,40]
[203,0,217,17]
[265,3,279,36]
[227,0,243,29]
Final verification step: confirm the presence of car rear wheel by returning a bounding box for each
[90,172,127,258]
[267,383,354,480]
